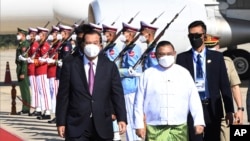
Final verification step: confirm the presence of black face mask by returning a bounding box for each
[188,33,203,50]
[189,38,203,50]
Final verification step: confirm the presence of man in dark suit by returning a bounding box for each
[176,20,234,141]
[56,29,127,141]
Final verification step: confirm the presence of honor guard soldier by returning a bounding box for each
[56,24,73,79]
[205,34,243,141]
[102,24,120,61]
[70,24,78,50]
[15,28,31,115]
[19,27,41,116]
[119,22,142,141]
[101,23,122,141]
[46,25,61,123]
[28,27,51,120]
[139,21,158,71]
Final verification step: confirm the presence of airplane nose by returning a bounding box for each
[225,17,250,46]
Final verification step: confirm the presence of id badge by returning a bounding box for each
[195,79,205,92]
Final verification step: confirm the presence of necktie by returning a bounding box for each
[196,54,203,79]
[88,62,94,95]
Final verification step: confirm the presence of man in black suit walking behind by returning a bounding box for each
[176,20,234,141]
[56,29,127,141]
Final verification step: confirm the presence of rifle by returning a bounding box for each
[31,21,61,59]
[113,11,165,63]
[103,11,140,53]
[22,21,50,56]
[132,5,186,70]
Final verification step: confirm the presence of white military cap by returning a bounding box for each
[102,24,118,33]
[140,21,158,32]
[51,25,60,33]
[37,27,49,33]
[28,27,38,34]
[89,23,102,32]
[59,24,73,32]
[122,22,138,32]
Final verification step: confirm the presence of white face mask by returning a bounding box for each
[26,35,31,40]
[35,35,40,41]
[71,34,77,41]
[17,35,21,40]
[101,34,107,43]
[139,35,147,43]
[158,55,175,68]
[84,44,100,58]
[57,34,62,41]
[119,34,126,42]
[47,35,53,41]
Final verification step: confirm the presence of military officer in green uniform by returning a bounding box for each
[15,28,31,115]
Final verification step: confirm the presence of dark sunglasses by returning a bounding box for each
[188,33,204,39]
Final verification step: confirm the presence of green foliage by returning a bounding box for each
[0,35,18,48]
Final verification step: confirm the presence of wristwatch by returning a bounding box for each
[237,107,244,111]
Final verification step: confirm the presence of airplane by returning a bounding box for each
[0,0,250,79]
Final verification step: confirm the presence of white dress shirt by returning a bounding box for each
[83,55,98,82]
[133,64,205,129]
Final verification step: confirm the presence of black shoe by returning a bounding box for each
[48,117,56,124]
[17,111,30,115]
[37,114,51,120]
[29,111,42,116]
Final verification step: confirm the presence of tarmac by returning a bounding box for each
[0,47,250,141]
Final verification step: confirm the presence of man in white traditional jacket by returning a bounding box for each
[133,40,205,141]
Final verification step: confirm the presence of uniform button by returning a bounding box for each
[92,100,94,103]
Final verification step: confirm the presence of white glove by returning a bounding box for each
[57,60,63,67]
[27,57,34,63]
[128,67,141,77]
[57,34,62,41]
[46,58,56,64]
[18,55,27,61]
[38,57,47,63]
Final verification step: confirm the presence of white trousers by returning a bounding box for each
[36,74,51,113]
[48,77,59,113]
[29,75,39,109]
[125,93,142,141]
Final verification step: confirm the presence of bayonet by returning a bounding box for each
[150,11,165,24]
